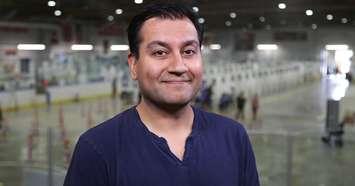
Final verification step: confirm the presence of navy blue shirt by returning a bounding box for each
[64,106,259,186]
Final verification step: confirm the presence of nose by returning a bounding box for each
[167,53,188,75]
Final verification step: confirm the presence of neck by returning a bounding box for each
[136,98,194,135]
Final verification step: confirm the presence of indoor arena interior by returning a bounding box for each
[0,0,354,186]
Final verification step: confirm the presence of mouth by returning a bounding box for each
[162,79,191,83]
[161,80,191,85]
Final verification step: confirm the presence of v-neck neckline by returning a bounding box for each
[133,105,200,165]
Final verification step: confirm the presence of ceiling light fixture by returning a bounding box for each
[111,45,129,51]
[278,3,286,10]
[134,0,143,4]
[326,14,333,21]
[341,18,348,24]
[47,1,56,7]
[209,44,221,50]
[71,44,94,51]
[325,44,349,51]
[257,44,278,50]
[306,9,313,16]
[17,44,46,51]
[192,6,199,12]
[259,16,266,22]
[107,15,114,21]
[311,24,317,30]
[54,10,62,16]
[198,18,205,24]
[225,21,232,27]
[115,9,123,15]
[230,12,237,19]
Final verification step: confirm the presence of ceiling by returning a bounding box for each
[0,0,355,30]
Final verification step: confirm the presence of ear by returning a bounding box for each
[128,53,138,80]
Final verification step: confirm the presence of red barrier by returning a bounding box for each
[27,133,33,162]
[63,138,71,165]
[57,105,71,166]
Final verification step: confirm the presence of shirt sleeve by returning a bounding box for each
[240,127,260,186]
[64,136,109,186]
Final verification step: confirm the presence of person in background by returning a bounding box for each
[45,89,51,111]
[41,79,51,111]
[322,66,350,147]
[236,91,247,120]
[251,93,259,121]
[345,72,352,83]
[111,77,117,99]
[0,103,6,140]
[0,104,3,130]
[64,3,259,186]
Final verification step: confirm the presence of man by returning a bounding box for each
[236,91,247,120]
[0,104,3,130]
[322,66,350,147]
[64,3,259,186]
[251,93,259,121]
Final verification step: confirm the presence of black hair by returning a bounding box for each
[127,2,204,58]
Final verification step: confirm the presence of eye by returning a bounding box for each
[152,50,168,57]
[183,49,196,56]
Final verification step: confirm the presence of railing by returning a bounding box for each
[250,131,355,186]
[1,127,355,186]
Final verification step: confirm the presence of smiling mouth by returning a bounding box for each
[161,80,191,84]
[163,81,189,83]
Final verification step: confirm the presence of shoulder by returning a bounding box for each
[78,107,136,155]
[83,107,132,135]
[194,107,248,138]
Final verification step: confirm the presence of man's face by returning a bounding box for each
[128,17,203,108]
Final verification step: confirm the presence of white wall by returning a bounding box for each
[0,80,139,109]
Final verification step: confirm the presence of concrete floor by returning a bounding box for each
[1,81,355,186]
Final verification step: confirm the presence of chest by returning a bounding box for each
[117,136,242,186]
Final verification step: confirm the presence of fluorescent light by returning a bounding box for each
[326,14,333,21]
[134,0,143,4]
[306,9,313,16]
[257,44,278,50]
[230,12,237,19]
[192,6,199,13]
[278,3,286,9]
[48,1,56,7]
[115,9,123,15]
[325,44,349,51]
[111,45,129,51]
[71,44,93,51]
[54,10,62,16]
[17,44,46,51]
[209,44,221,50]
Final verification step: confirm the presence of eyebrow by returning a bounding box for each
[146,40,199,50]
[147,41,170,49]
